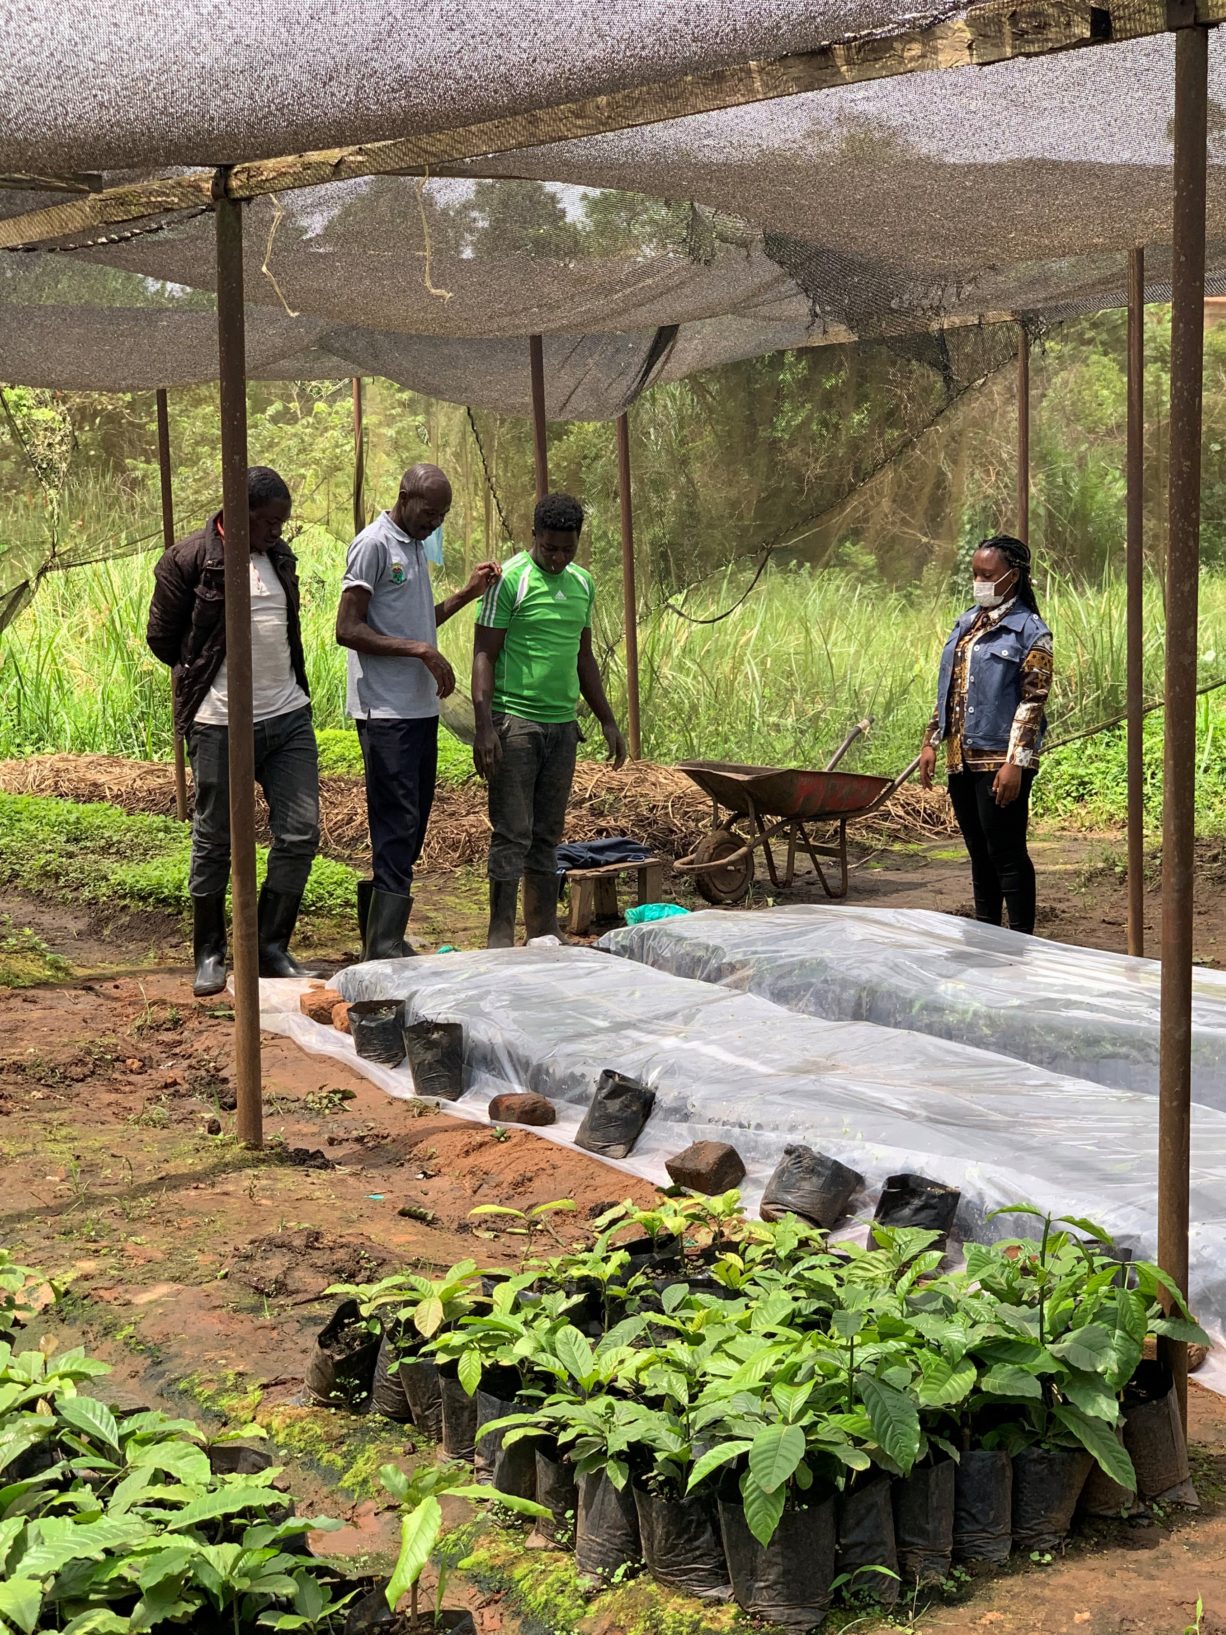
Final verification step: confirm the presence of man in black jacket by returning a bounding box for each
[147,467,320,995]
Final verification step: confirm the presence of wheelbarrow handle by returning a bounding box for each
[857,754,922,818]
[824,716,874,772]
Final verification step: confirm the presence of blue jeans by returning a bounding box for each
[486,714,579,881]
[186,705,320,897]
[356,716,438,896]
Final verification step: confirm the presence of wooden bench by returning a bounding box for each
[564,856,666,936]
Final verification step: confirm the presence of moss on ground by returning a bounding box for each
[0,917,71,986]
[176,1367,415,1503]
[464,1534,757,1635]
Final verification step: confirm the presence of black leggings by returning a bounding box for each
[947,768,1037,935]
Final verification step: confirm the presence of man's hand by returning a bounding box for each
[918,743,937,790]
[412,644,455,699]
[474,722,502,781]
[602,720,628,771]
[466,561,501,599]
[992,762,1023,807]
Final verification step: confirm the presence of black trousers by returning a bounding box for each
[947,768,1037,935]
[356,716,438,896]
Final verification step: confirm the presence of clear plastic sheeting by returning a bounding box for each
[288,946,1226,1375]
[598,905,1226,1104]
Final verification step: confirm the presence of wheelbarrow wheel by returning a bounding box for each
[693,828,754,904]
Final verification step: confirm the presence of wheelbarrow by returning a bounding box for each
[674,722,919,904]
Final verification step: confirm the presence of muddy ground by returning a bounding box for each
[3,831,1226,1635]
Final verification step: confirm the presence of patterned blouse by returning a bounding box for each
[925,598,1054,775]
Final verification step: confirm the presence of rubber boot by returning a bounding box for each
[486,879,519,949]
[257,885,320,978]
[191,891,228,997]
[364,888,412,961]
[522,871,566,943]
[357,879,373,948]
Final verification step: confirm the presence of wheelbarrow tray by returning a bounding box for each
[677,761,892,823]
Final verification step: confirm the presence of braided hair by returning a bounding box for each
[979,534,1039,615]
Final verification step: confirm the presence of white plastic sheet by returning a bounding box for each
[255,946,1226,1382]
[599,905,1226,1105]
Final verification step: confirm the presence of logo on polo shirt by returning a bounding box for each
[390,559,406,584]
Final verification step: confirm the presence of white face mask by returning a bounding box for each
[972,575,1012,610]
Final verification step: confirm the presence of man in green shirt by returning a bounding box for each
[473,492,627,947]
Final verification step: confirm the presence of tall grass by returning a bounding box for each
[5,533,1226,831]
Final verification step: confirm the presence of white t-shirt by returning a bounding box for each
[342,511,439,721]
[194,552,308,727]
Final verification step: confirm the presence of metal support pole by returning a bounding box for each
[156,387,189,824]
[214,181,263,1151]
[529,334,548,503]
[1159,26,1208,1431]
[351,377,365,537]
[1017,323,1030,541]
[1126,248,1146,959]
[616,412,642,760]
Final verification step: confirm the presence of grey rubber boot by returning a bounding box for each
[522,871,566,943]
[191,891,228,997]
[486,879,519,949]
[364,888,412,961]
[257,885,320,978]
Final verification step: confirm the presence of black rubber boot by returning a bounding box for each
[257,885,320,978]
[357,879,374,947]
[364,888,412,961]
[486,879,519,949]
[522,871,566,943]
[191,891,228,997]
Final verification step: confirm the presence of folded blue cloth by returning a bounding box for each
[556,837,653,874]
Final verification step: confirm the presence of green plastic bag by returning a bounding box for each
[624,903,689,926]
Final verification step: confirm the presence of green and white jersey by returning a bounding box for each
[477,550,595,724]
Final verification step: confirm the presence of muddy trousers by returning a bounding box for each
[186,705,320,898]
[486,714,580,882]
[947,767,1037,935]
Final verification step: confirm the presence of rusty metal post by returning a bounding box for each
[214,179,263,1150]
[616,412,642,760]
[351,377,365,537]
[1159,26,1209,1431]
[1017,322,1030,541]
[156,387,189,824]
[1126,248,1146,958]
[529,334,548,503]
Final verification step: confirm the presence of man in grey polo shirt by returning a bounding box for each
[336,463,498,959]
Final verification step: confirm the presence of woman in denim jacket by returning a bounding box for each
[918,536,1052,935]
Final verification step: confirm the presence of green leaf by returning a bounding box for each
[55,1395,120,1451]
[860,1376,921,1474]
[554,1326,596,1387]
[168,1485,280,1529]
[414,1297,445,1338]
[979,1364,1043,1400]
[1061,1371,1120,1423]
[387,1496,442,1608]
[457,1349,482,1399]
[0,1579,40,1635]
[1049,1323,1114,1374]
[916,1355,976,1409]
[741,1473,787,1546]
[749,1424,806,1495]
[686,1440,752,1494]
[1052,1406,1136,1491]
[1149,1315,1212,1346]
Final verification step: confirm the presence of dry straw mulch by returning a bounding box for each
[0,752,953,872]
